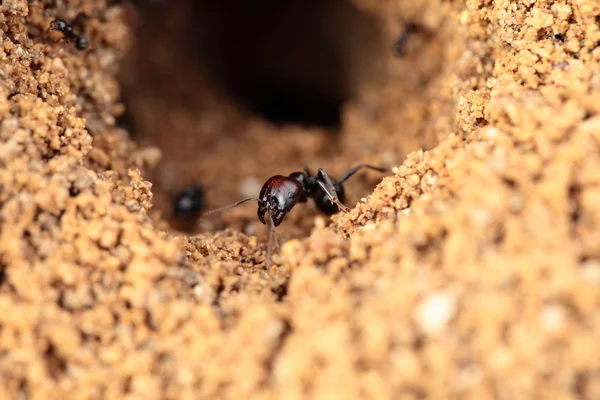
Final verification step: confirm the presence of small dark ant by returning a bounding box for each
[203,164,388,269]
[173,185,206,219]
[394,23,418,57]
[29,4,89,50]
[48,18,89,50]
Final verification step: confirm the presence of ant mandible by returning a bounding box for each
[203,164,388,269]
[29,3,89,50]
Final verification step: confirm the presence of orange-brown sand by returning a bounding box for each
[0,0,599,398]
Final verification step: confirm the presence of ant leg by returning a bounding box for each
[266,211,277,269]
[316,180,350,212]
[316,169,350,212]
[338,164,389,184]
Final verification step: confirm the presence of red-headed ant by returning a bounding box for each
[29,3,89,50]
[203,164,388,269]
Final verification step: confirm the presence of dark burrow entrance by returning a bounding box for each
[189,0,381,127]
[126,0,383,130]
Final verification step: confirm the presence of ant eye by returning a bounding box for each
[173,185,206,218]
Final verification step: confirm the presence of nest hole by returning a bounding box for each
[126,0,382,129]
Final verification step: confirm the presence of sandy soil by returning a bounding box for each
[1,0,600,398]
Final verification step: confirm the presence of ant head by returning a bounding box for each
[257,175,303,227]
[50,19,68,32]
[173,185,206,219]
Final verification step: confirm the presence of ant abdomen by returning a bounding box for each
[314,182,346,215]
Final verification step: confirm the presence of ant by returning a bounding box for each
[394,23,418,57]
[48,18,89,50]
[203,164,388,269]
[29,3,89,50]
[173,185,206,219]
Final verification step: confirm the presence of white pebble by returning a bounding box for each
[540,304,565,333]
[579,260,600,284]
[482,127,498,140]
[415,291,457,334]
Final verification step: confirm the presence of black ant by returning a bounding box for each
[203,164,388,269]
[394,23,418,57]
[48,18,89,50]
[29,3,89,50]
[173,185,206,219]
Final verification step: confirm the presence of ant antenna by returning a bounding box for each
[201,196,277,270]
[338,164,389,184]
[28,3,55,19]
[201,197,260,218]
[28,4,56,37]
[28,3,45,14]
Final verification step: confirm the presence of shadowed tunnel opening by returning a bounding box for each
[123,0,383,130]
[187,0,382,128]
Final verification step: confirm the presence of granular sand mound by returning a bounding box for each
[1,0,600,398]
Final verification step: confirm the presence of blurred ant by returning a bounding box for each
[48,18,89,50]
[394,23,419,57]
[204,164,388,269]
[29,3,89,50]
[170,184,206,232]
[173,185,206,219]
